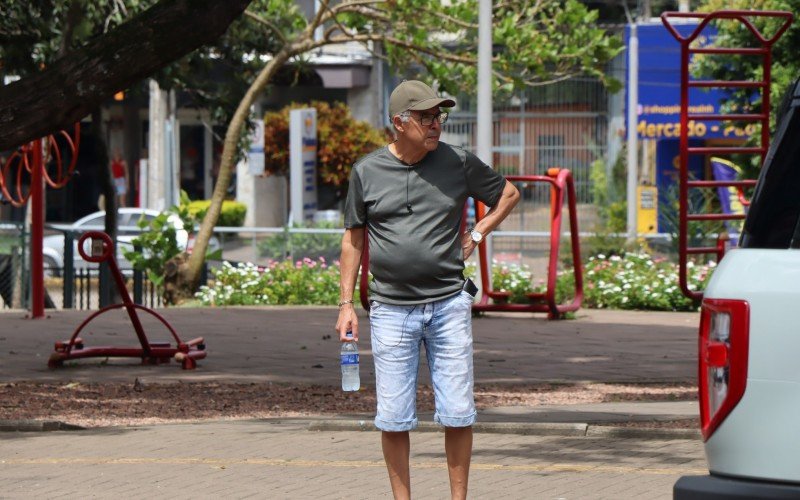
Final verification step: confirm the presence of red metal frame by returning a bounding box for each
[48,231,206,370]
[0,124,81,318]
[662,10,793,300]
[472,169,583,319]
[357,168,583,319]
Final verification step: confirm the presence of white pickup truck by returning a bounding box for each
[674,80,800,498]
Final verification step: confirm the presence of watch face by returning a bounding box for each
[471,231,483,243]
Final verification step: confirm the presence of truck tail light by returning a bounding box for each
[698,299,749,441]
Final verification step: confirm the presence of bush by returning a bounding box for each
[187,200,247,227]
[262,101,387,190]
[197,253,713,311]
[122,192,200,298]
[554,253,713,311]
[196,258,350,306]
[257,222,341,262]
[468,252,715,312]
[464,261,533,303]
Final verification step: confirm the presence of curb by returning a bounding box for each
[307,420,701,440]
[586,425,701,440]
[0,420,85,432]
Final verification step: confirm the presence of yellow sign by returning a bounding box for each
[637,185,658,234]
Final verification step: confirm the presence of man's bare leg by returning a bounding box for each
[382,430,411,500]
[444,426,472,500]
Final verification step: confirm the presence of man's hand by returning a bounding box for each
[462,230,477,260]
[336,304,359,342]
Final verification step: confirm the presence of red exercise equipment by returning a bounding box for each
[470,168,584,319]
[48,231,207,370]
[662,9,793,299]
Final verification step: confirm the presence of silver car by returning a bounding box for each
[42,208,220,275]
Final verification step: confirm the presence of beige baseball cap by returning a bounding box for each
[388,80,456,119]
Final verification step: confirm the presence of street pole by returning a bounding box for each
[626,23,639,242]
[477,0,494,279]
[30,139,44,318]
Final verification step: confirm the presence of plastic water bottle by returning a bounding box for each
[341,332,360,391]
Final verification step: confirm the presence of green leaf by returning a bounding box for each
[205,248,223,261]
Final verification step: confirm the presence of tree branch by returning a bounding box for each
[245,9,288,45]
[0,0,253,151]
[305,0,330,39]
[327,33,476,65]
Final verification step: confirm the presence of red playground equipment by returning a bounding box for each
[358,168,583,319]
[48,231,207,370]
[0,124,80,318]
[661,10,793,300]
[470,168,583,319]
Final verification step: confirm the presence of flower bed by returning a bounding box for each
[196,258,342,306]
[197,253,714,311]
[578,253,713,311]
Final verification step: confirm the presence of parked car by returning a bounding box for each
[674,79,800,498]
[43,208,221,275]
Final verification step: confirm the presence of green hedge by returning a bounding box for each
[187,200,247,227]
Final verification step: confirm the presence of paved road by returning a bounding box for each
[0,420,704,499]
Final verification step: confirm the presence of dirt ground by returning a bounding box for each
[0,381,697,429]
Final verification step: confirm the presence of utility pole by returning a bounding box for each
[626,3,639,242]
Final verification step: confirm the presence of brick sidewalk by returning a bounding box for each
[0,419,705,499]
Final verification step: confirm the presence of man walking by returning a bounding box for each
[336,80,520,500]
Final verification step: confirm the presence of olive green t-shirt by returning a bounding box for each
[344,142,506,305]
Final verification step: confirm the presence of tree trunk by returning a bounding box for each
[0,0,252,151]
[166,44,303,302]
[92,109,119,307]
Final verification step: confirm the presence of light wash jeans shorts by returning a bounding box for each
[369,290,476,432]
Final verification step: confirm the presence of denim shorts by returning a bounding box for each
[369,290,476,432]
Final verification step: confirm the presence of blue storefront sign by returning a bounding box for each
[626,22,756,141]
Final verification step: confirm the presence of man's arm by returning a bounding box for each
[336,227,365,341]
[462,180,520,260]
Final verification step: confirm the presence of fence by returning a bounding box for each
[0,224,162,311]
[0,223,25,310]
[441,76,613,263]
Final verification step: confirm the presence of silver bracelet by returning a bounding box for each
[338,299,355,308]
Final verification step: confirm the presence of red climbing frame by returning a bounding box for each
[48,231,207,370]
[661,10,793,300]
[357,168,583,320]
[0,124,80,318]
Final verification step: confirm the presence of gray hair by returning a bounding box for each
[391,110,412,132]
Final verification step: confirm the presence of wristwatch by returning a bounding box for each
[470,229,484,244]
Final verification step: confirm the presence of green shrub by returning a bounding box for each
[551,253,713,311]
[464,261,533,303]
[197,253,714,311]
[257,222,341,262]
[196,258,354,306]
[188,200,247,227]
[262,101,387,192]
[468,252,714,311]
[122,192,203,296]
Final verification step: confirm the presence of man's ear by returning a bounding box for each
[392,115,405,133]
